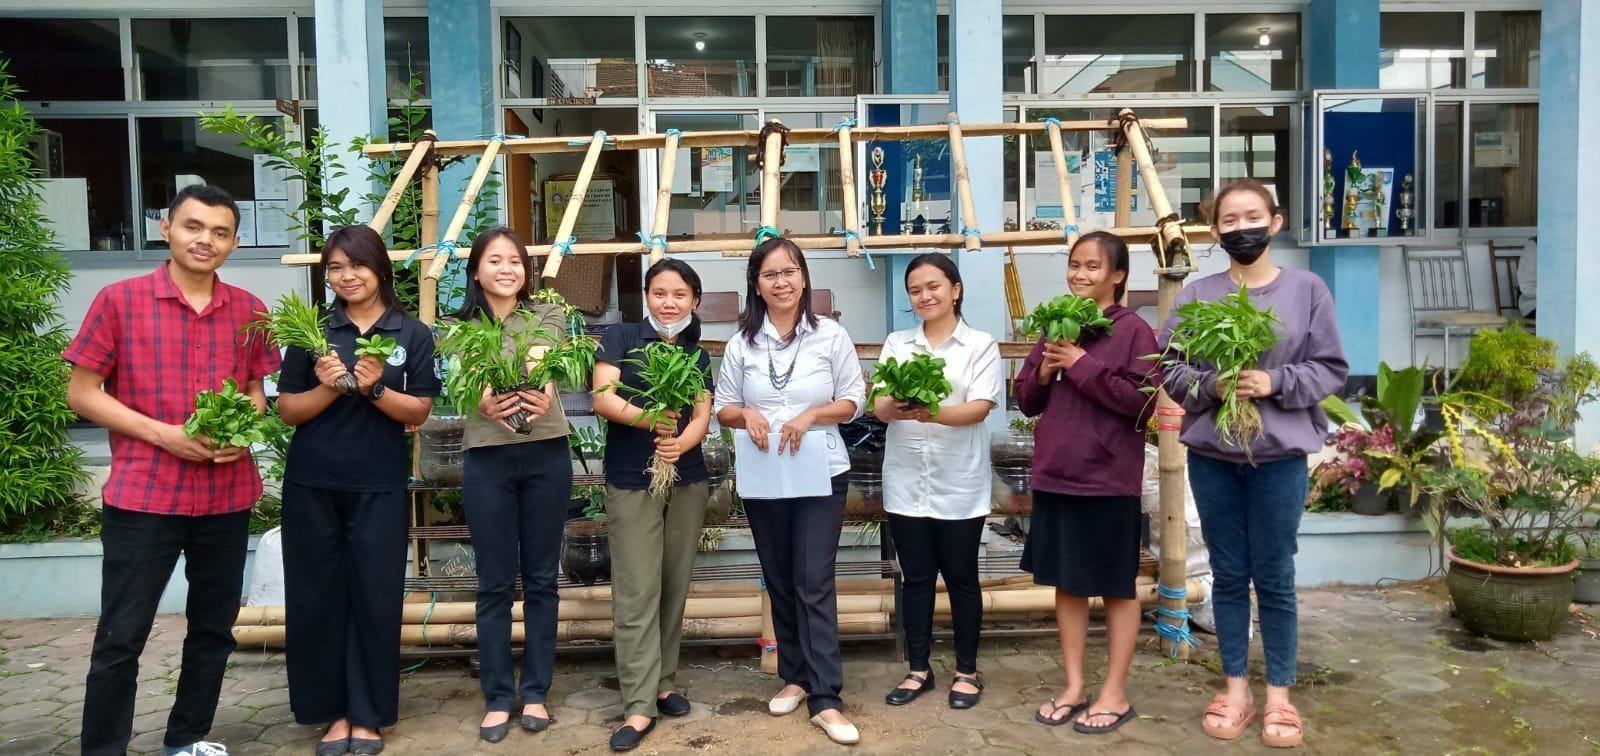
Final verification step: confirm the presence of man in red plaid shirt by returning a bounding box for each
[65,185,282,756]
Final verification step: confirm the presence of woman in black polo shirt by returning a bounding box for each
[591,259,713,752]
[275,225,440,756]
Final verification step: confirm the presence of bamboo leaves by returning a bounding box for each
[1156,285,1280,457]
[184,378,267,450]
[866,354,954,416]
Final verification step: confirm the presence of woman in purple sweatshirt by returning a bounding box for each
[1017,231,1157,736]
[1161,179,1347,749]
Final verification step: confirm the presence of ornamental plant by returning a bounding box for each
[0,60,90,529]
[1152,285,1280,460]
[184,379,268,449]
[600,341,710,495]
[867,353,954,416]
[355,334,399,362]
[528,333,598,393]
[245,292,358,395]
[1020,294,1114,344]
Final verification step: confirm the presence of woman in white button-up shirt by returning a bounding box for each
[872,254,1002,711]
[714,237,865,746]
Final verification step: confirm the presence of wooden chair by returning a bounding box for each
[695,291,741,323]
[1487,240,1529,321]
[812,288,839,319]
[1402,245,1506,370]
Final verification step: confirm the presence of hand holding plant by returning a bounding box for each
[1021,294,1114,344]
[1153,285,1279,460]
[598,341,710,495]
[246,292,358,395]
[184,378,266,458]
[439,315,548,433]
[867,353,954,418]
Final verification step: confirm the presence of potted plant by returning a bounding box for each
[246,292,360,395]
[533,288,597,416]
[1575,535,1600,605]
[562,485,610,585]
[867,353,954,416]
[702,433,734,526]
[438,317,591,434]
[991,417,1036,516]
[184,379,269,451]
[1420,326,1600,641]
[1308,425,1392,515]
[418,411,465,487]
[1323,362,1442,513]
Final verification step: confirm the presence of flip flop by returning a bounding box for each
[1202,693,1257,741]
[1262,703,1304,748]
[1035,696,1090,726]
[1073,707,1137,735]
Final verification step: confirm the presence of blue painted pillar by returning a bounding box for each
[950,0,1006,433]
[313,0,385,224]
[428,0,496,227]
[1306,0,1381,378]
[1538,0,1600,450]
[881,0,938,333]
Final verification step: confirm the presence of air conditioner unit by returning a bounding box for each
[29,129,64,177]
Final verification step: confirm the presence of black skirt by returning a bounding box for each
[1021,490,1141,599]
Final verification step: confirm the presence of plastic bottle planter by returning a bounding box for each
[990,429,1035,516]
[845,446,885,518]
[418,414,465,487]
[561,518,611,585]
[702,436,733,526]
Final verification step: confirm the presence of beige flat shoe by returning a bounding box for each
[811,714,860,745]
[768,692,806,716]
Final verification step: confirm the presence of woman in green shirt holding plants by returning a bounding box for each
[439,227,587,744]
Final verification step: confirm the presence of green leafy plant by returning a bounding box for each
[1321,362,1442,510]
[529,334,598,393]
[1152,285,1280,460]
[245,292,358,395]
[1020,294,1114,343]
[599,341,710,495]
[867,353,954,416]
[184,379,268,449]
[574,484,606,521]
[0,60,90,531]
[569,421,606,474]
[355,334,399,361]
[437,316,548,431]
[251,400,293,534]
[534,287,587,335]
[1008,416,1037,435]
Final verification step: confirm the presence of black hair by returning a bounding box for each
[644,258,704,344]
[1071,230,1131,302]
[739,237,817,345]
[454,226,533,321]
[168,184,240,233]
[321,225,403,314]
[903,253,964,319]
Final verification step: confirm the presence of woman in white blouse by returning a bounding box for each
[714,237,866,746]
[873,254,1002,710]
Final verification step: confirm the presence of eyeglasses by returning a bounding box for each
[759,267,803,284]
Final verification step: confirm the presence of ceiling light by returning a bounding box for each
[1258,28,1271,47]
[694,33,706,52]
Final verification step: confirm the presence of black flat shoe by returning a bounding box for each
[948,673,984,709]
[519,713,551,732]
[315,738,350,756]
[348,737,383,755]
[884,672,935,705]
[609,719,656,752]
[479,721,510,743]
[656,692,692,717]
[1073,706,1137,734]
[1036,697,1090,726]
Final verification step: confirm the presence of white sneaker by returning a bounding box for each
[165,743,228,756]
[811,714,860,745]
[768,691,807,716]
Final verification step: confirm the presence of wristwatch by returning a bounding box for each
[367,382,387,401]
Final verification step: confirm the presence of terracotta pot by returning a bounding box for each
[1444,546,1578,642]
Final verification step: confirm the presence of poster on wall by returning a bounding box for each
[1032,151,1082,220]
[702,147,734,192]
[1474,131,1521,168]
[253,155,288,200]
[254,200,291,246]
[782,144,820,174]
[543,176,617,240]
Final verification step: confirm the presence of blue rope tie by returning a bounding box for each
[636,231,669,254]
[1152,583,1199,658]
[835,229,872,270]
[568,131,614,148]
[551,236,578,256]
[404,238,457,267]
[831,118,858,133]
[960,226,983,242]
[753,225,781,247]
[1063,224,1081,240]
[1039,116,1062,130]
[474,133,526,143]
[664,128,682,138]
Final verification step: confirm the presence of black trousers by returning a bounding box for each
[281,482,409,728]
[887,513,986,675]
[745,473,848,717]
[463,438,572,711]
[81,506,250,755]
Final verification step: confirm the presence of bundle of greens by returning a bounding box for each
[600,341,710,495]
[245,292,358,395]
[1155,285,1280,459]
[355,334,398,362]
[184,378,267,449]
[866,353,954,416]
[528,334,598,393]
[1020,294,1115,344]
[437,316,548,432]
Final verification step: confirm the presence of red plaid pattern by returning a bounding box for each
[64,263,282,516]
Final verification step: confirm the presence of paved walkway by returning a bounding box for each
[3,581,1598,754]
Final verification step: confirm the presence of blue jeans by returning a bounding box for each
[1187,451,1307,688]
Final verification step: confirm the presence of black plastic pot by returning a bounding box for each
[1350,481,1388,515]
[561,518,611,585]
[493,383,539,434]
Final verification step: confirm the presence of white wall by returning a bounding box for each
[60,258,312,341]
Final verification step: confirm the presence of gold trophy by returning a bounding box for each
[869,146,887,235]
[1342,151,1362,233]
[902,153,925,236]
[1322,148,1335,238]
[1396,174,1415,235]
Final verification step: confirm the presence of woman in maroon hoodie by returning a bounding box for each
[1018,231,1158,735]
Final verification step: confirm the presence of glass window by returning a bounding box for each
[1024,106,1211,225]
[657,112,760,236]
[1041,15,1194,94]
[1467,102,1537,228]
[1473,11,1540,89]
[938,15,1036,93]
[505,17,637,100]
[0,18,124,101]
[1380,12,1465,90]
[1315,94,1431,241]
[137,117,276,248]
[1220,106,1292,219]
[33,118,133,251]
[646,17,755,97]
[1205,13,1299,92]
[766,17,874,97]
[298,17,433,101]
[756,111,851,233]
[1435,103,1462,229]
[133,18,290,101]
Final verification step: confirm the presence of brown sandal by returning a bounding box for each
[1201,693,1257,741]
[1262,703,1304,748]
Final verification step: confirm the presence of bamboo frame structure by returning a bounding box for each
[1042,120,1083,248]
[540,131,609,282]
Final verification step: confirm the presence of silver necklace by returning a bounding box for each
[767,331,802,391]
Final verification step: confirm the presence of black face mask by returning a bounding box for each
[1219,226,1272,265]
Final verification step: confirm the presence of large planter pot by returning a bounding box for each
[418,414,465,487]
[561,518,611,585]
[990,430,1035,516]
[702,437,733,526]
[1444,547,1579,642]
[1350,481,1389,515]
[1575,558,1600,605]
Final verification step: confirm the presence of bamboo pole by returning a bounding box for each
[1115,145,1133,229]
[235,613,893,647]
[759,119,784,237]
[647,129,680,263]
[417,150,441,327]
[759,587,778,674]
[836,118,861,257]
[946,114,981,252]
[363,119,1194,159]
[1043,120,1082,248]
[541,131,609,282]
[422,136,503,288]
[1119,108,1189,260]
[367,132,434,237]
